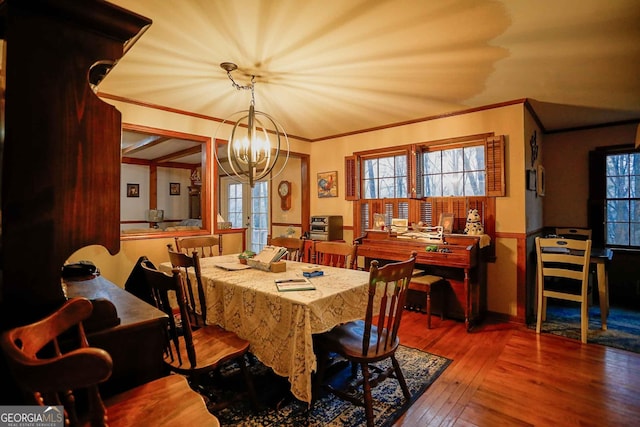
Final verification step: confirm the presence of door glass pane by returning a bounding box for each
[227,183,243,228]
[249,182,269,253]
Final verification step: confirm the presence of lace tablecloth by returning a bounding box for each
[160,255,371,403]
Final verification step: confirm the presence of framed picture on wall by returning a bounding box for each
[439,213,454,234]
[126,183,139,198]
[536,165,545,197]
[527,169,537,191]
[170,182,180,196]
[317,171,338,198]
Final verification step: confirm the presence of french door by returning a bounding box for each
[222,178,269,253]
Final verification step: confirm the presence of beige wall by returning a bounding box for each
[79,99,529,317]
[310,103,526,316]
[72,99,307,286]
[543,123,637,227]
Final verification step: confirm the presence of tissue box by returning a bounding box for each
[246,259,286,272]
[270,261,287,273]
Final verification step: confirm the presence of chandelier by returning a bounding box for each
[215,62,289,187]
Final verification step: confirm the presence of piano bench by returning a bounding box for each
[409,274,447,329]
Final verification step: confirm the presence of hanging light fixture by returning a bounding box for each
[215,62,289,187]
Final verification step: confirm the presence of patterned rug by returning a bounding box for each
[533,303,640,353]
[196,345,451,426]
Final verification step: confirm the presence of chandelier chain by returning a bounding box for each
[226,71,256,106]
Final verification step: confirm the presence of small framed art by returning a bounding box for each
[126,183,139,198]
[170,182,181,196]
[527,169,537,191]
[317,171,338,198]
[536,165,545,197]
[439,213,454,234]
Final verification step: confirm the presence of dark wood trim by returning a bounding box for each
[100,93,313,142]
[310,100,527,142]
[524,99,545,132]
[271,222,303,227]
[546,118,640,135]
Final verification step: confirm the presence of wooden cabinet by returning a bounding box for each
[66,276,168,398]
[0,0,151,324]
[0,1,151,403]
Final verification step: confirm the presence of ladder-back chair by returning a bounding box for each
[0,297,220,427]
[535,236,592,343]
[314,252,417,427]
[555,227,592,241]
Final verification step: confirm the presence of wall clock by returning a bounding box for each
[278,180,291,211]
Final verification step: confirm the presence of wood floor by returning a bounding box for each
[395,311,640,426]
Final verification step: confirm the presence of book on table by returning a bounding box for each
[253,245,288,264]
[275,277,315,292]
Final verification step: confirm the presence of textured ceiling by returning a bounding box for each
[100,0,640,141]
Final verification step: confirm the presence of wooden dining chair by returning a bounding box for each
[555,227,596,302]
[267,235,304,261]
[174,235,222,258]
[313,241,357,269]
[314,251,417,427]
[140,261,258,411]
[0,297,220,427]
[167,246,207,328]
[555,227,592,241]
[535,236,592,343]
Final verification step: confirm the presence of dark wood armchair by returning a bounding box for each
[267,235,305,261]
[313,241,358,269]
[0,297,219,427]
[167,246,207,328]
[140,261,258,411]
[314,251,417,427]
[174,235,222,257]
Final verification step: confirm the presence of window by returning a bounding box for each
[227,183,243,228]
[347,134,503,244]
[362,154,408,199]
[422,145,485,196]
[605,152,640,247]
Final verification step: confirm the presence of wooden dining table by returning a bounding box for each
[160,255,372,403]
[591,247,613,330]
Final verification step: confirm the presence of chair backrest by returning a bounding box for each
[362,251,417,356]
[555,227,592,241]
[267,235,304,262]
[535,237,592,299]
[167,246,207,327]
[314,241,357,269]
[174,235,222,257]
[0,297,114,427]
[141,260,197,370]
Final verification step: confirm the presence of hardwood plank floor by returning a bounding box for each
[395,311,640,426]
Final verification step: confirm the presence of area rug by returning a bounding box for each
[196,345,451,426]
[533,303,640,353]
